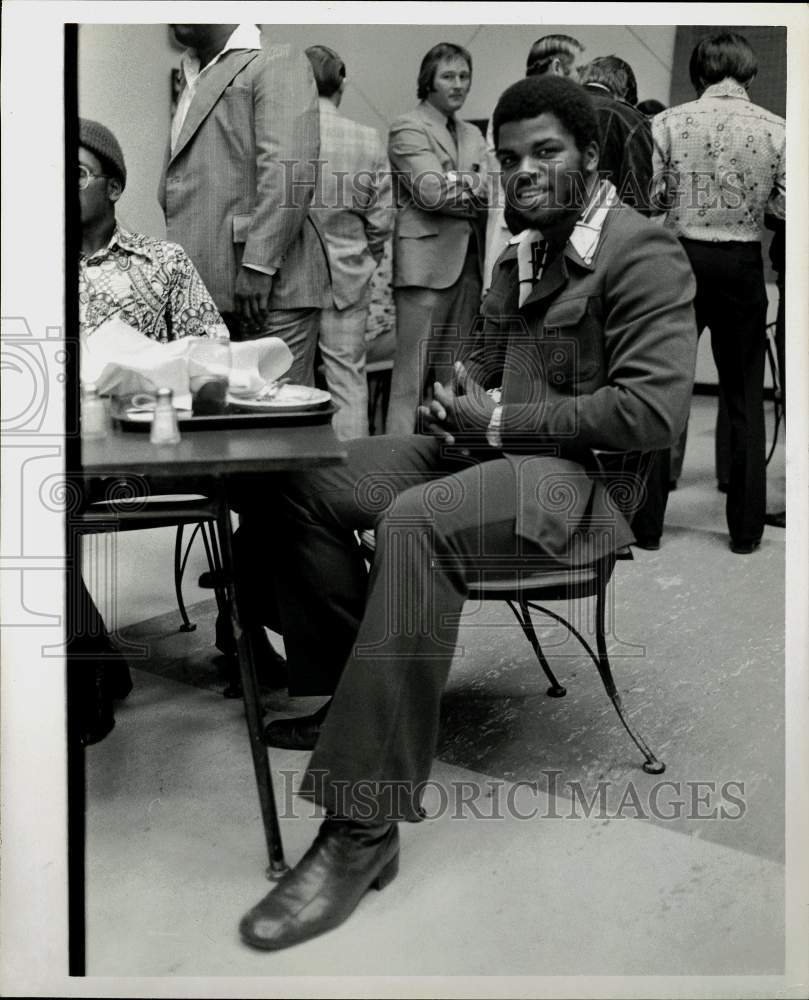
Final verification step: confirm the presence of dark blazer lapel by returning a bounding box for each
[169,49,259,164]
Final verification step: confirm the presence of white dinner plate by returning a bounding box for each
[227,384,332,412]
[122,408,193,423]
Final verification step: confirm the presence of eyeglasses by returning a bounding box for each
[78,165,108,190]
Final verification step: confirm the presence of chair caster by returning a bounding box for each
[179,622,197,633]
[546,684,567,698]
[643,760,665,775]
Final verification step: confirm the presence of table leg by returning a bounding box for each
[215,493,288,879]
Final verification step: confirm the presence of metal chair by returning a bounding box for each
[765,319,783,466]
[78,483,229,636]
[358,450,665,775]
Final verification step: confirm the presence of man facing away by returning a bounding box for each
[305,44,394,440]
[652,31,785,554]
[577,55,655,215]
[235,75,697,952]
[160,24,330,386]
[576,55,668,550]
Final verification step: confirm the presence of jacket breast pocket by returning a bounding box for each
[220,86,253,149]
[541,296,603,386]
[396,213,439,238]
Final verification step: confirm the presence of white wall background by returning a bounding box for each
[80,23,771,386]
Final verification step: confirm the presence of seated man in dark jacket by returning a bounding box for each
[235,75,698,952]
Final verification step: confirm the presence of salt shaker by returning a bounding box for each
[150,387,182,445]
[81,383,108,440]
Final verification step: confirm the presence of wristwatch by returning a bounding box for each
[486,404,503,448]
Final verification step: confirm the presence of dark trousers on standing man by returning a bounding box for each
[679,238,767,546]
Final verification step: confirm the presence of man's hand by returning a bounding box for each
[418,380,460,445]
[234,267,274,328]
[417,361,496,447]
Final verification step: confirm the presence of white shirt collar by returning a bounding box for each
[172,25,261,152]
[700,77,751,102]
[181,23,261,84]
[509,180,618,305]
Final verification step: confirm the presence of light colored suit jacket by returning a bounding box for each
[159,42,330,312]
[388,100,488,290]
[310,100,394,310]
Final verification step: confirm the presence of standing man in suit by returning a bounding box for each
[305,45,394,440]
[236,76,697,951]
[386,42,489,436]
[160,24,330,386]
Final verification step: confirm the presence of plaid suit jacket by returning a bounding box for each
[310,101,394,310]
[159,43,330,312]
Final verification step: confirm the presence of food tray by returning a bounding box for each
[111,399,336,432]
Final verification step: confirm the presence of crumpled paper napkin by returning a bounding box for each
[81,319,294,409]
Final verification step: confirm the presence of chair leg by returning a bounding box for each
[506,599,566,697]
[174,525,197,633]
[593,584,665,775]
[201,522,241,698]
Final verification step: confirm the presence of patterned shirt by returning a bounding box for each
[79,226,224,341]
[652,78,785,242]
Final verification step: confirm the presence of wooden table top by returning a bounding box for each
[81,421,348,479]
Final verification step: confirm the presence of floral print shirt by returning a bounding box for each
[79,226,224,341]
[652,78,785,242]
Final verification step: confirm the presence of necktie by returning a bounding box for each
[446,116,457,143]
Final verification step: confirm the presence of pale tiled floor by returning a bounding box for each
[84,394,787,980]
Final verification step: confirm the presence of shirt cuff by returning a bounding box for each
[486,404,503,448]
[242,262,277,277]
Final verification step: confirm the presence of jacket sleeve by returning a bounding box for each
[359,134,395,262]
[499,225,698,454]
[766,127,786,221]
[650,115,676,213]
[241,48,320,272]
[619,116,655,215]
[388,116,479,219]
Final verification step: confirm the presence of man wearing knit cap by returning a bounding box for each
[79,117,225,343]
[76,118,228,745]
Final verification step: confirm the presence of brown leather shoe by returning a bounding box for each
[239,818,399,951]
